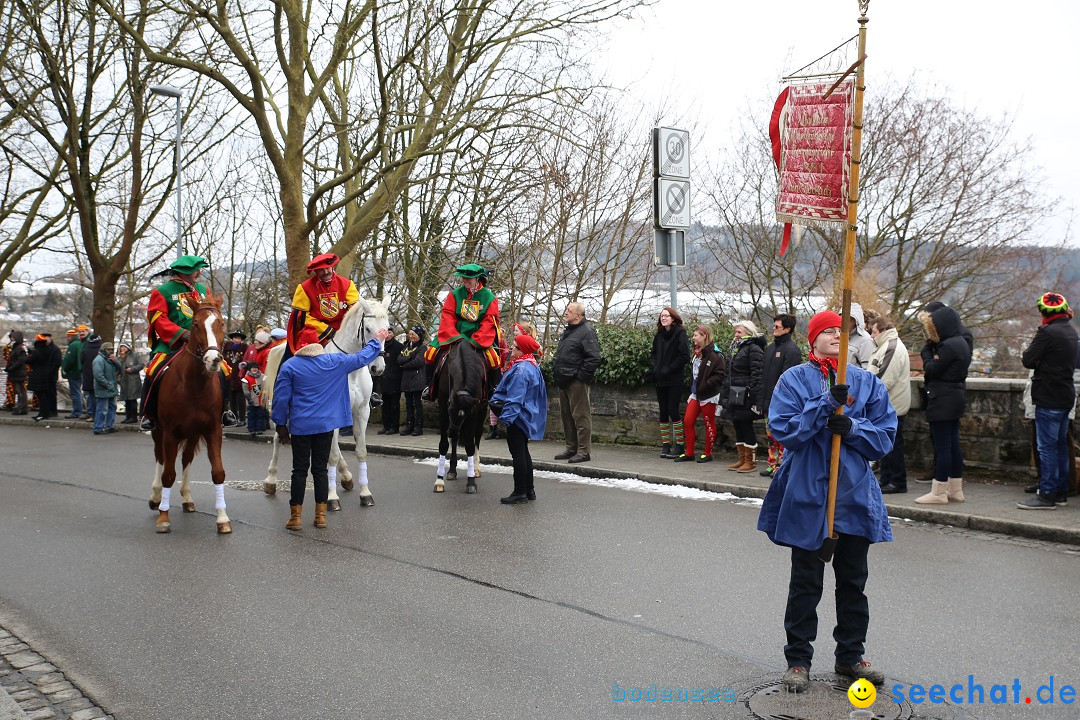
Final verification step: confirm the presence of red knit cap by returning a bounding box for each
[807,311,843,346]
[296,326,322,348]
[514,334,540,354]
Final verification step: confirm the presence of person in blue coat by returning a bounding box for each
[757,310,896,693]
[489,333,548,504]
[272,324,392,530]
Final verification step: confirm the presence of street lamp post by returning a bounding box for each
[149,85,183,259]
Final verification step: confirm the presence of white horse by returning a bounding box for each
[262,297,389,509]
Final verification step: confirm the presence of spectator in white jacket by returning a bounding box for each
[869,315,911,493]
[848,302,877,370]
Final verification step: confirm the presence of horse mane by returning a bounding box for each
[449,341,485,399]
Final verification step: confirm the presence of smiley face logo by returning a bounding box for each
[847,679,876,708]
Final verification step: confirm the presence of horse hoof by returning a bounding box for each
[465,483,478,495]
[217,522,232,534]
[340,478,355,492]
[434,485,445,493]
[263,482,277,495]
[149,499,160,511]
[359,494,374,507]
[447,470,457,480]
[182,502,196,513]
[155,522,171,533]
[327,499,341,512]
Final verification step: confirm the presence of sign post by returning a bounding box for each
[652,127,691,310]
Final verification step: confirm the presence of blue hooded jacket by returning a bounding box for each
[490,359,547,440]
[757,362,896,551]
[271,339,382,435]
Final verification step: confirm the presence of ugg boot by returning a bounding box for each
[728,444,746,471]
[286,504,303,531]
[946,477,965,503]
[738,444,758,473]
[915,480,950,504]
[313,502,328,529]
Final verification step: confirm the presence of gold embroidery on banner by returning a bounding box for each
[318,292,340,318]
[460,300,481,322]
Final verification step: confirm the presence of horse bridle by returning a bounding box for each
[185,306,224,359]
[328,308,372,353]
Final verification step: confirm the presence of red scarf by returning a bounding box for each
[507,353,538,368]
[807,351,839,381]
[1042,312,1070,326]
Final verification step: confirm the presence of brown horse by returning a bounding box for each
[148,291,232,534]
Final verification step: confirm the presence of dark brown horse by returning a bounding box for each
[148,291,231,534]
[433,340,488,494]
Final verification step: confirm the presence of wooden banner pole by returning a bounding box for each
[820,0,869,563]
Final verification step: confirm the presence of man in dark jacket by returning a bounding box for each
[62,328,85,418]
[758,313,804,476]
[552,302,601,463]
[6,331,28,415]
[80,333,102,420]
[1018,292,1079,510]
[28,333,62,420]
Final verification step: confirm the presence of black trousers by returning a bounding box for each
[879,414,906,488]
[228,388,246,421]
[655,385,682,423]
[733,418,757,446]
[382,391,401,430]
[784,533,871,669]
[290,431,334,507]
[506,423,534,495]
[404,391,423,430]
[37,380,58,417]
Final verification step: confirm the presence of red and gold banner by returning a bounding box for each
[770,79,855,255]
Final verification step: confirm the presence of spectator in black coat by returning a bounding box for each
[915,303,972,505]
[721,320,766,474]
[1017,292,1079,510]
[28,333,62,420]
[552,302,601,464]
[6,331,28,415]
[758,314,804,476]
[80,334,102,420]
[378,328,404,434]
[646,307,690,458]
[397,326,428,436]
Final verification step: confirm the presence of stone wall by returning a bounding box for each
[384,377,1042,476]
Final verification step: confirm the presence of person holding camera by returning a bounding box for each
[721,320,766,473]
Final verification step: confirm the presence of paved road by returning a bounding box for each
[1,425,1078,719]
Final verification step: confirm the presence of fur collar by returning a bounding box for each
[296,343,324,357]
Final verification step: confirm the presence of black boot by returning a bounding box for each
[485,425,498,440]
[660,443,673,459]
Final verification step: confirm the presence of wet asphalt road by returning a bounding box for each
[1,424,1079,719]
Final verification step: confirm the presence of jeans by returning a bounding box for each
[289,431,334,506]
[1035,406,1071,498]
[93,397,116,432]
[928,419,964,481]
[784,534,871,669]
[86,391,97,419]
[879,414,907,488]
[68,378,83,416]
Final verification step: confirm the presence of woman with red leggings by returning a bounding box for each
[675,326,726,463]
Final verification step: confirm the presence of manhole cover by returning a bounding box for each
[742,677,911,720]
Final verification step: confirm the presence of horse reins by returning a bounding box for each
[328,309,372,353]
[184,306,224,360]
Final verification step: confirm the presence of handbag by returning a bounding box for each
[728,385,748,408]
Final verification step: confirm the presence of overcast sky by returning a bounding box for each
[597,0,1078,242]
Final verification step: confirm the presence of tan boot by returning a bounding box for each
[728,443,746,471]
[738,444,758,473]
[314,502,328,529]
[286,504,302,530]
[946,477,965,502]
[915,480,950,504]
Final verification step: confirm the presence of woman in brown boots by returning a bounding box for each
[721,320,766,473]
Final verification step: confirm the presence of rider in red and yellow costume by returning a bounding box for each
[287,253,360,353]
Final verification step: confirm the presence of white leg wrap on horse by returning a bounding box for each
[214,484,226,511]
[467,456,475,479]
[438,456,447,477]
[160,487,171,512]
[358,461,369,487]
[327,464,338,494]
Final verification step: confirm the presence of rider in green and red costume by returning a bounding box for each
[423,263,502,399]
[140,254,210,430]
